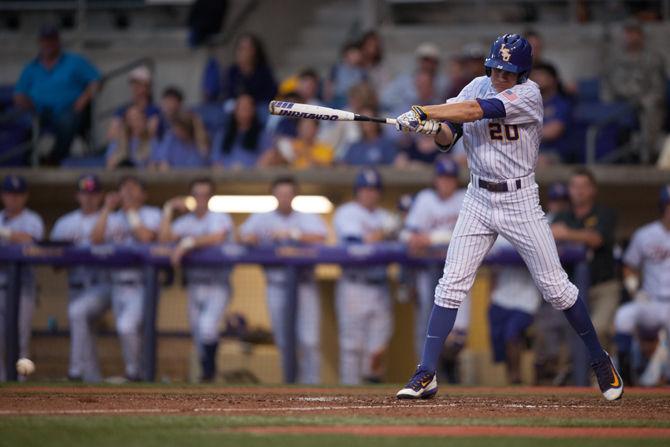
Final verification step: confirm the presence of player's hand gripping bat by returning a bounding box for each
[268,101,397,125]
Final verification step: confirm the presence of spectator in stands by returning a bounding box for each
[0,175,44,382]
[259,119,334,168]
[221,33,277,103]
[394,135,444,168]
[488,237,541,384]
[106,66,160,143]
[382,42,447,115]
[152,111,209,169]
[158,86,185,140]
[159,178,233,382]
[320,83,378,159]
[524,30,550,67]
[193,57,226,139]
[552,168,619,347]
[359,30,391,91]
[91,175,161,381]
[444,43,486,100]
[295,69,323,106]
[532,63,574,164]
[340,107,397,166]
[50,174,109,383]
[326,42,368,108]
[105,105,156,169]
[602,20,667,161]
[14,25,100,165]
[211,94,268,169]
[240,176,328,384]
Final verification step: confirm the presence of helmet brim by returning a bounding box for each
[484,57,523,74]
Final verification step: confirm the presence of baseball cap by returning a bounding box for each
[548,182,569,201]
[39,24,59,39]
[1,175,28,193]
[415,42,440,60]
[435,156,459,177]
[354,167,383,190]
[128,66,152,84]
[77,174,102,193]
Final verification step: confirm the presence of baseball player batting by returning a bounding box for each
[394,34,623,401]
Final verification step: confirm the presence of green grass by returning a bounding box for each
[0,415,668,447]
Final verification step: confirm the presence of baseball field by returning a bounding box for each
[1,384,669,446]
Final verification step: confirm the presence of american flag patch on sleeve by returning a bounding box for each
[502,90,518,101]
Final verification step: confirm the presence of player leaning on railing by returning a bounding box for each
[394,34,624,401]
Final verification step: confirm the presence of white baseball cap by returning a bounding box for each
[128,66,152,84]
[415,42,440,60]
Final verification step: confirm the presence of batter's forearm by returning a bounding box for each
[421,100,484,123]
[435,123,454,146]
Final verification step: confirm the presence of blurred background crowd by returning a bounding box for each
[1,1,669,169]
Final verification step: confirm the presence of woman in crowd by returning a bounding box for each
[221,33,277,103]
[152,111,209,169]
[340,106,397,166]
[211,94,268,169]
[105,105,156,169]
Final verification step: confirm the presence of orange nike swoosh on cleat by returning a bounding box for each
[610,366,620,387]
[420,379,431,387]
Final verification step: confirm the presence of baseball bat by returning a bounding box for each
[268,100,397,125]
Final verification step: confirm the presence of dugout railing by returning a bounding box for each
[1,242,588,383]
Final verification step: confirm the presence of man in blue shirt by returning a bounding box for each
[14,25,101,165]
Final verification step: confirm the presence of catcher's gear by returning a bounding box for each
[484,34,533,83]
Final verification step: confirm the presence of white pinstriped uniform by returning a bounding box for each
[51,209,111,382]
[240,210,328,384]
[172,211,234,347]
[0,209,44,381]
[334,201,395,385]
[404,188,470,358]
[615,221,670,335]
[105,206,162,379]
[434,76,578,312]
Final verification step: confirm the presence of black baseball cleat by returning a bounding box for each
[591,351,624,401]
[396,366,438,399]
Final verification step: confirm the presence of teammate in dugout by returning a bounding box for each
[487,236,541,385]
[50,174,110,382]
[333,168,398,384]
[159,178,234,382]
[614,185,670,385]
[400,156,470,380]
[91,175,161,381]
[240,176,328,384]
[394,34,623,401]
[0,175,45,381]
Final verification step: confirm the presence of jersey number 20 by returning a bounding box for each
[489,123,519,141]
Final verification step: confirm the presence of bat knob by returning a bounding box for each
[268,100,277,114]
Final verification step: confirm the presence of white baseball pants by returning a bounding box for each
[435,178,578,312]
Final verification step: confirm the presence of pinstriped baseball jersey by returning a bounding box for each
[240,210,328,283]
[51,209,107,285]
[448,76,543,181]
[623,221,670,301]
[404,189,465,233]
[0,209,44,285]
[172,211,235,283]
